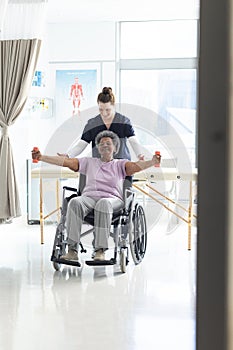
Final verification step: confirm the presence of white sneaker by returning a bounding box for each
[94,249,105,261]
[61,249,79,261]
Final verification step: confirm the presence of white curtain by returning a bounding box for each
[0,0,47,221]
[0,0,8,34]
[1,0,47,40]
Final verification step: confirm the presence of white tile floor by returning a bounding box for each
[0,209,196,350]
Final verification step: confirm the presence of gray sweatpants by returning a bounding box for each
[66,195,124,251]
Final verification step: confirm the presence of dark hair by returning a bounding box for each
[95,130,120,153]
[97,87,115,104]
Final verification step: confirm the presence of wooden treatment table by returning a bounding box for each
[31,165,197,248]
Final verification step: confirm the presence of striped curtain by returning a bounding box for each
[0,0,47,221]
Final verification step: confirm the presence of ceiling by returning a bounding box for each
[46,0,198,23]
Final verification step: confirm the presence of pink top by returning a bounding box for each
[78,157,128,200]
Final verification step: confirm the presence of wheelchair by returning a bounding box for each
[51,175,147,273]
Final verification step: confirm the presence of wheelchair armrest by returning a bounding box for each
[124,187,135,212]
[62,186,78,202]
[63,186,78,193]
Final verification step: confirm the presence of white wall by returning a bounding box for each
[47,22,116,62]
[12,21,117,215]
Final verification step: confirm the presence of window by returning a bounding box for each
[119,20,198,168]
[120,20,198,59]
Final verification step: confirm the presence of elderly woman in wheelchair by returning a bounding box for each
[32,130,161,272]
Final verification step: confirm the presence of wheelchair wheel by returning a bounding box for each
[130,204,147,264]
[51,223,67,270]
[120,249,128,273]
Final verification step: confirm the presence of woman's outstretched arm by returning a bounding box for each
[32,148,79,172]
[125,153,161,176]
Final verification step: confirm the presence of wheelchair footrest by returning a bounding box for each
[51,257,81,267]
[85,259,116,266]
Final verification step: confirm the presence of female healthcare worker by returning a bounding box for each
[59,87,144,160]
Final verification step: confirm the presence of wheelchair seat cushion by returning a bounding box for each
[84,208,124,226]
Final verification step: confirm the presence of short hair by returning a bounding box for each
[95,130,120,154]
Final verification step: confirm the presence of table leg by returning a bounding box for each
[39,177,44,244]
[188,180,193,250]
